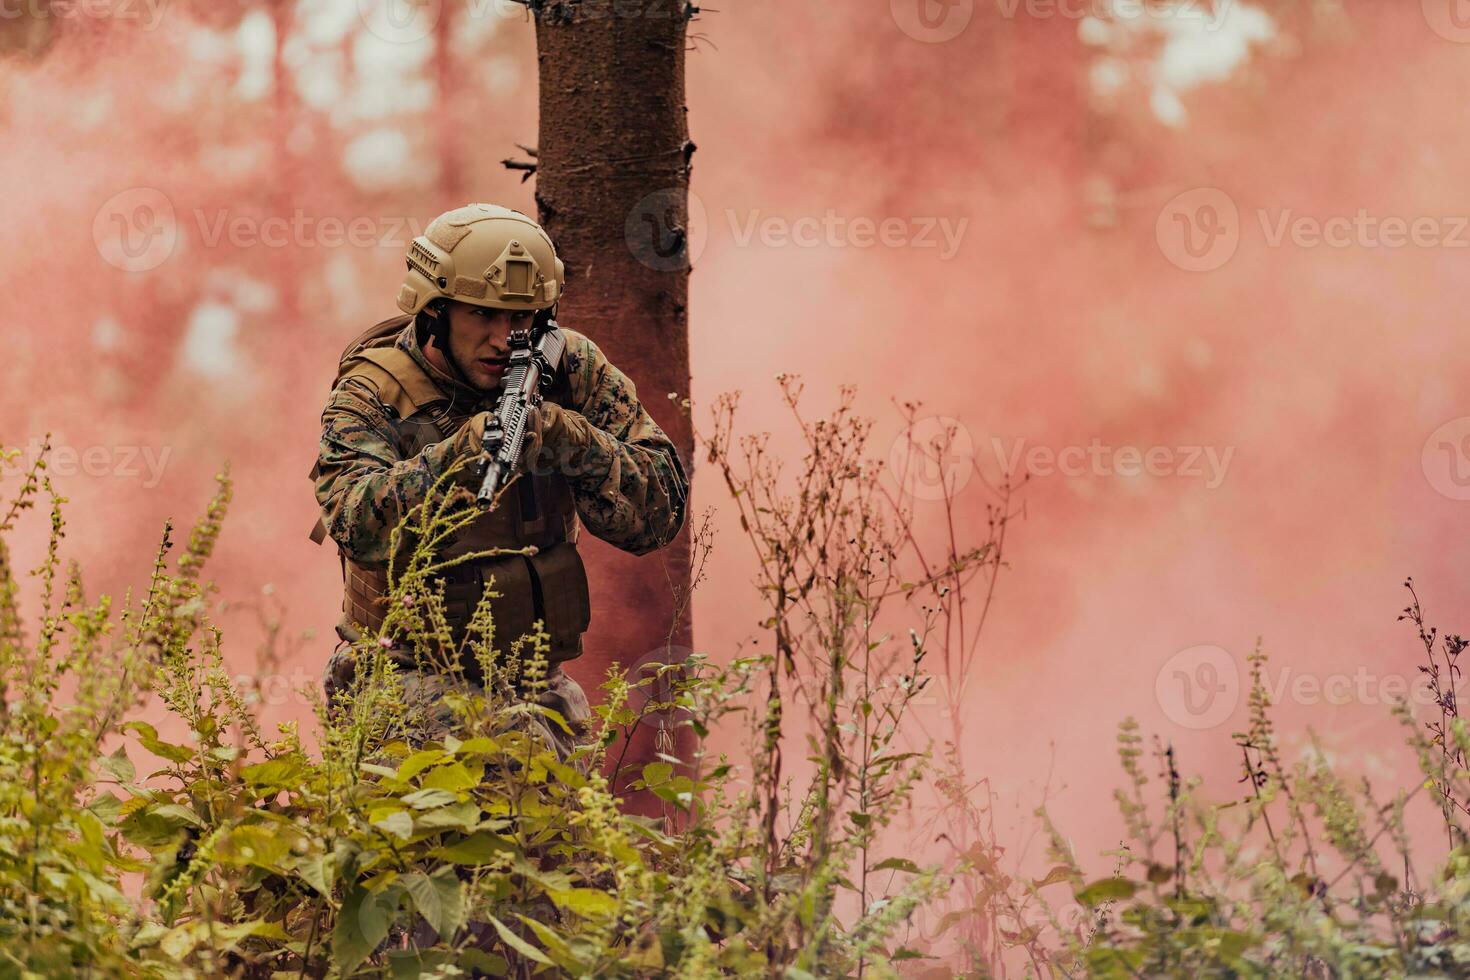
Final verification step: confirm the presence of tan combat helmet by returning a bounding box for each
[397,204,565,315]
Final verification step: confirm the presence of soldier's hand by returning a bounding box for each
[519,402,560,474]
[460,411,498,457]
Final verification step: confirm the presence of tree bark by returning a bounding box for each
[532,1,696,803]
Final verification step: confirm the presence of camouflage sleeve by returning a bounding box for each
[546,332,689,557]
[314,378,483,568]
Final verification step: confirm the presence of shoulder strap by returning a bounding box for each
[309,314,443,546]
[339,346,448,421]
[338,314,414,370]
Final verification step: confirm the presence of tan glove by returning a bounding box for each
[448,404,571,482]
[449,411,494,458]
[521,401,572,475]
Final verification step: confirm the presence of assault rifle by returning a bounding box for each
[475,318,567,507]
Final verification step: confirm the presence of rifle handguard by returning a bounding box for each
[476,323,567,507]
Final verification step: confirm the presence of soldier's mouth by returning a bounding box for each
[479,358,508,373]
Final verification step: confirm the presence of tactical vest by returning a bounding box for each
[312,316,590,677]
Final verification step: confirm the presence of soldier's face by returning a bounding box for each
[443,300,536,390]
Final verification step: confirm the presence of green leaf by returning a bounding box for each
[86,791,125,823]
[454,737,503,757]
[296,852,335,898]
[870,857,922,875]
[402,868,463,940]
[641,762,674,787]
[333,886,396,974]
[891,946,934,961]
[74,808,107,866]
[216,824,293,873]
[396,749,449,782]
[122,722,196,765]
[413,801,481,832]
[151,803,203,829]
[548,887,619,919]
[97,745,135,783]
[387,950,453,979]
[458,948,509,976]
[432,831,517,865]
[401,788,459,810]
[531,703,574,736]
[422,761,481,792]
[240,757,306,789]
[518,916,580,971]
[372,811,414,840]
[1076,877,1138,907]
[1033,865,1075,889]
[487,914,552,966]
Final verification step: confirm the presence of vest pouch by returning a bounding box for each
[473,553,540,656]
[471,542,589,657]
[527,541,592,646]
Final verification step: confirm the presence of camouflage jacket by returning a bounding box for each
[314,321,689,569]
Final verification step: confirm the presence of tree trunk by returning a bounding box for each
[532,3,696,804]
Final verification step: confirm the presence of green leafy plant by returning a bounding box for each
[0,378,988,978]
[1003,622,1470,979]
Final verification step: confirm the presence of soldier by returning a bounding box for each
[310,203,690,760]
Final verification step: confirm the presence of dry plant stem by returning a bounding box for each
[1400,577,1468,848]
